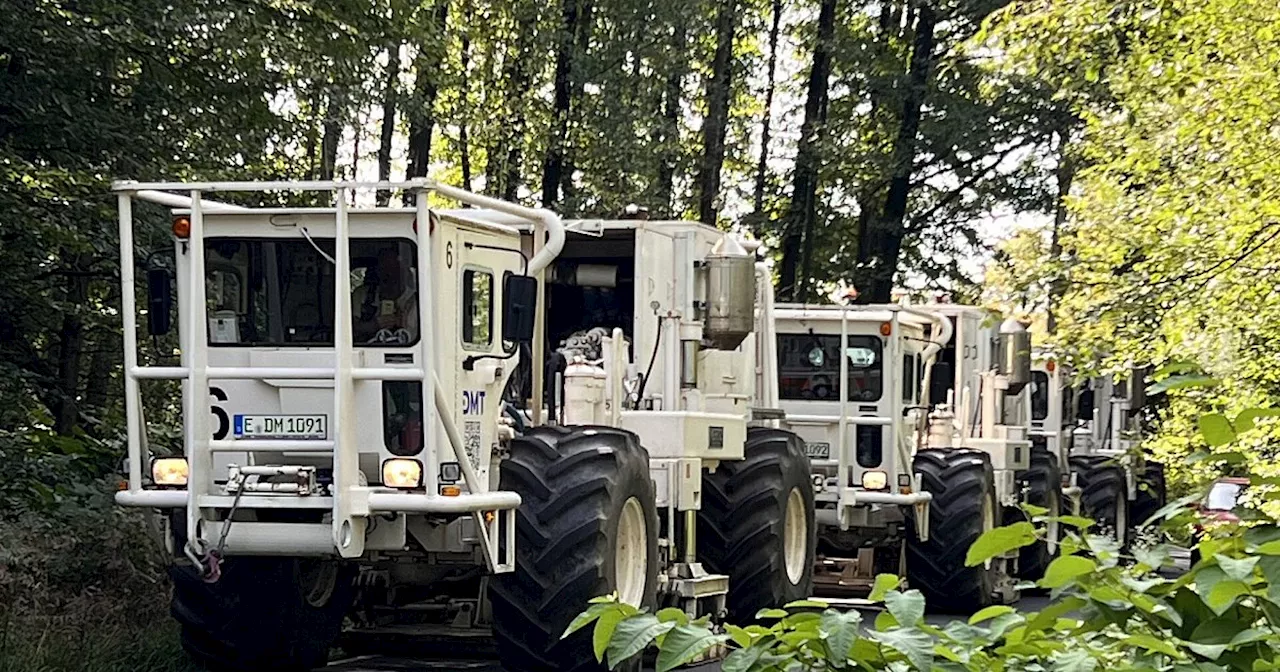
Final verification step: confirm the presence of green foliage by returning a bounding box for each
[580,421,1280,671]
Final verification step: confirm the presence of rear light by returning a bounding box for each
[172,216,191,239]
[879,322,892,336]
[440,485,461,497]
[861,470,889,491]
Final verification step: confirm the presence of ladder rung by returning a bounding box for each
[210,439,335,452]
[131,366,425,382]
[199,495,334,509]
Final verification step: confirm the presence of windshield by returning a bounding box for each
[204,237,419,346]
[1031,371,1050,421]
[1206,481,1244,511]
[778,334,883,402]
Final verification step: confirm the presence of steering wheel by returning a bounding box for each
[372,328,412,345]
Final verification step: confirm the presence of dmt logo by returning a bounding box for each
[462,390,486,415]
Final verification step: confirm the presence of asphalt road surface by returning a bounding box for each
[325,595,1057,672]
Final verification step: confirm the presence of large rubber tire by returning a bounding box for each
[489,425,660,672]
[170,557,355,671]
[698,427,816,622]
[1015,447,1063,581]
[1132,461,1167,530]
[1070,455,1129,545]
[906,449,998,613]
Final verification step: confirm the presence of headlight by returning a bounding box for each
[861,470,888,491]
[383,458,423,489]
[152,457,189,486]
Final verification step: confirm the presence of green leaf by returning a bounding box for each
[1187,642,1228,660]
[1128,633,1182,657]
[1053,648,1098,672]
[724,624,752,648]
[870,627,934,670]
[1255,540,1280,555]
[969,605,1016,625]
[1205,580,1250,614]
[874,610,898,631]
[1232,408,1280,433]
[818,608,862,661]
[564,602,613,639]
[1229,628,1271,647]
[1040,555,1098,588]
[885,590,926,627]
[721,646,769,672]
[965,522,1038,567]
[1134,544,1171,570]
[783,599,828,609]
[654,624,728,672]
[1147,374,1220,395]
[869,573,900,601]
[1198,414,1237,446]
[754,608,788,620]
[1022,502,1050,517]
[593,608,627,662]
[1051,515,1097,529]
[606,615,674,669]
[1215,554,1259,581]
[655,607,689,626]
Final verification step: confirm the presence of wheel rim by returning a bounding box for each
[615,497,648,607]
[300,560,338,608]
[982,492,996,569]
[1114,493,1128,543]
[783,487,807,585]
[1046,498,1061,555]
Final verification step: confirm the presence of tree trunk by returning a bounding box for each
[1046,127,1075,335]
[459,30,473,193]
[857,4,938,303]
[53,255,91,435]
[542,0,593,209]
[406,3,450,180]
[304,89,322,179]
[750,0,783,231]
[777,0,836,303]
[319,89,343,181]
[377,44,401,205]
[655,23,687,217]
[696,0,737,226]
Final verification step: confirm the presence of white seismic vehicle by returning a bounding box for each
[772,302,1056,610]
[1031,355,1165,542]
[112,180,815,671]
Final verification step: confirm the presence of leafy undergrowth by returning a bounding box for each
[579,499,1280,671]
[0,467,192,672]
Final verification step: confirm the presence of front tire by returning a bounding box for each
[489,426,659,672]
[1015,446,1063,581]
[1132,461,1166,530]
[1071,455,1129,545]
[906,449,998,613]
[698,427,816,622]
[170,557,355,671]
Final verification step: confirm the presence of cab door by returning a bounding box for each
[451,227,519,491]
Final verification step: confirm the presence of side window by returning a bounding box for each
[902,355,918,404]
[463,268,493,347]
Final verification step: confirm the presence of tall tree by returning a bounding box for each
[406,3,450,179]
[855,3,938,302]
[377,43,401,204]
[695,0,737,225]
[655,23,688,217]
[541,0,593,209]
[751,0,784,225]
[778,0,837,302]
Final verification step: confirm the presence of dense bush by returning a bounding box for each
[0,429,191,672]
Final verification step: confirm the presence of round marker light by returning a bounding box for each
[172,216,191,239]
[382,458,423,489]
[152,457,189,487]
[1046,359,1057,373]
[879,322,893,337]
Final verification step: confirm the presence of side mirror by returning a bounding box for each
[502,274,538,343]
[147,267,173,336]
[1076,387,1095,421]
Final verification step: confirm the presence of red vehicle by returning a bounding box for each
[1190,477,1249,564]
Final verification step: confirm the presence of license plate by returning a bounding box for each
[806,442,831,459]
[234,415,328,440]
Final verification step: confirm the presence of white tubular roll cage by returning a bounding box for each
[113,179,564,563]
[777,304,950,540]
